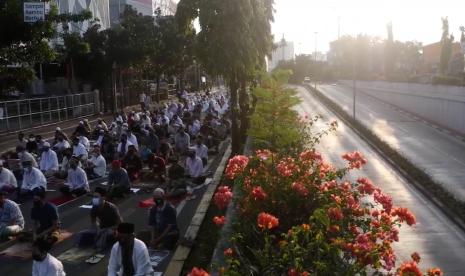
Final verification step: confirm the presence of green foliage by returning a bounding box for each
[248,70,302,152]
[432,75,464,86]
[277,54,335,84]
[440,17,454,75]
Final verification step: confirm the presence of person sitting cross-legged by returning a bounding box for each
[0,160,17,194]
[31,238,66,276]
[39,142,59,177]
[20,160,47,197]
[60,159,89,197]
[107,160,131,199]
[122,145,143,182]
[148,188,179,250]
[185,150,205,185]
[75,187,122,251]
[108,222,153,276]
[0,191,24,240]
[85,145,107,180]
[31,190,60,245]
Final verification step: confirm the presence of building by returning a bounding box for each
[53,0,111,32]
[267,38,295,72]
[109,0,177,26]
[421,41,462,75]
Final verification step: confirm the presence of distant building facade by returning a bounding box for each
[53,0,111,32]
[421,41,463,75]
[267,39,295,72]
[109,0,177,26]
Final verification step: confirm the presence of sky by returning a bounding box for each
[272,0,465,54]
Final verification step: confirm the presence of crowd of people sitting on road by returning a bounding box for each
[0,89,230,275]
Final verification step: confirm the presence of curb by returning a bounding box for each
[304,85,465,233]
[164,144,231,276]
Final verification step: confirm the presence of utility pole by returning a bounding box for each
[353,51,357,119]
[314,32,318,90]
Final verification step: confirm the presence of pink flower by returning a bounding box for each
[299,150,323,163]
[327,207,344,220]
[342,151,367,169]
[187,267,209,276]
[255,149,272,160]
[251,186,267,201]
[356,178,376,195]
[373,190,393,213]
[212,216,225,226]
[257,212,279,230]
[225,155,249,179]
[391,207,416,226]
[291,182,309,197]
[213,186,233,210]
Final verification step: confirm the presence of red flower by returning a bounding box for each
[287,268,297,276]
[356,178,376,195]
[251,186,267,201]
[213,216,225,226]
[276,157,298,177]
[411,252,421,263]
[213,186,233,210]
[291,182,309,197]
[396,261,422,276]
[373,190,393,213]
[327,207,344,220]
[223,247,233,257]
[257,212,279,230]
[299,150,322,163]
[256,149,272,160]
[342,151,367,169]
[392,207,416,226]
[187,267,209,276]
[225,155,249,179]
[426,268,443,276]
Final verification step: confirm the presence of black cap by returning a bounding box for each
[117,223,135,234]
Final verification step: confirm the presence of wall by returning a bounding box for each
[339,80,465,136]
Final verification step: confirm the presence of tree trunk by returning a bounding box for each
[238,75,249,144]
[229,71,241,155]
[156,76,161,103]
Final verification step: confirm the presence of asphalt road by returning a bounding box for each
[317,84,465,203]
[294,85,465,274]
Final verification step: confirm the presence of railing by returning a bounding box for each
[0,91,99,133]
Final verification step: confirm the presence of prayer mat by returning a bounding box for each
[48,194,75,206]
[56,247,95,264]
[0,230,73,259]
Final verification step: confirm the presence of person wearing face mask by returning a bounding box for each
[39,142,59,177]
[108,222,153,276]
[86,145,107,179]
[60,159,89,197]
[20,160,47,197]
[53,135,71,156]
[31,190,59,244]
[26,134,39,155]
[31,238,66,276]
[0,160,17,193]
[148,188,179,249]
[0,191,24,239]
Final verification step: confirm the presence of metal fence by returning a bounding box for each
[0,91,99,133]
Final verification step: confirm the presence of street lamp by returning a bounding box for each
[352,36,357,119]
[314,32,318,90]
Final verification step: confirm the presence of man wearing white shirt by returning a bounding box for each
[20,161,47,196]
[53,136,70,154]
[185,150,205,184]
[0,161,17,193]
[72,138,88,160]
[86,146,106,179]
[61,160,89,197]
[126,130,139,150]
[32,238,66,276]
[39,143,59,176]
[94,130,105,147]
[193,136,208,166]
[108,223,153,276]
[16,145,38,168]
[117,134,133,158]
[139,92,147,110]
[79,135,90,151]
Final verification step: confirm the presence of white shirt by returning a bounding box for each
[117,141,134,154]
[186,156,204,178]
[40,150,59,171]
[32,253,66,276]
[140,117,151,128]
[66,167,89,191]
[139,93,147,103]
[22,167,47,191]
[72,143,88,159]
[79,136,90,151]
[19,151,38,168]
[53,140,70,151]
[194,144,208,159]
[126,133,139,150]
[108,238,153,276]
[0,167,17,188]
[89,154,106,177]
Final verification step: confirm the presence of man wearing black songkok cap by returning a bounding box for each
[108,223,153,276]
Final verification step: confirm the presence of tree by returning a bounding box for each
[384,22,394,77]
[440,17,454,75]
[176,0,274,153]
[0,0,91,93]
